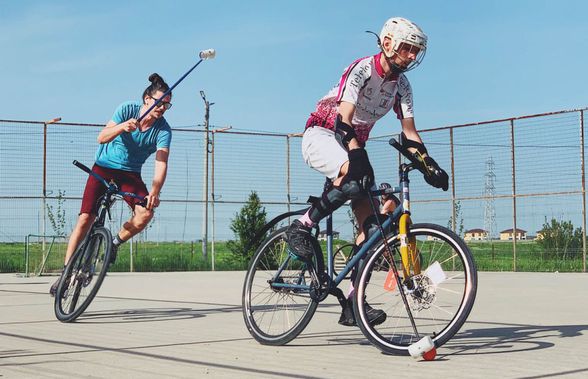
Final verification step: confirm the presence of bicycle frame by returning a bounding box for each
[271,162,422,293]
[71,160,145,253]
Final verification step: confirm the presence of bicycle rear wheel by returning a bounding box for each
[242,226,324,345]
[54,227,113,322]
[354,223,477,355]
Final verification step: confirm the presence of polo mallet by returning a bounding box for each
[138,48,216,122]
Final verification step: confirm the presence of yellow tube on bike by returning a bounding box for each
[398,214,411,278]
[399,214,421,276]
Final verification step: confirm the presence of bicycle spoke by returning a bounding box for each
[355,224,477,354]
[243,227,319,344]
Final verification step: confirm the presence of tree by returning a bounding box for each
[227,191,267,261]
[537,217,583,259]
[447,200,464,237]
[46,190,67,237]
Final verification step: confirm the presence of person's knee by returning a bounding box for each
[77,213,94,227]
[333,161,350,187]
[134,208,154,228]
[362,213,390,241]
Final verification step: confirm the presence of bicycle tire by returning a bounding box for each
[54,227,113,322]
[242,226,324,345]
[354,223,477,355]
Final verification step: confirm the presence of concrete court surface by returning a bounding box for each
[0,271,587,378]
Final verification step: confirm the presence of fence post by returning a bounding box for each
[41,117,61,255]
[211,130,216,271]
[450,128,456,233]
[42,122,48,254]
[286,135,291,217]
[581,110,586,273]
[129,237,134,272]
[510,119,518,271]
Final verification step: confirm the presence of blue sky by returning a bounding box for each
[1,1,588,242]
[2,0,587,134]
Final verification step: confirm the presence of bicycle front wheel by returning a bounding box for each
[54,227,113,322]
[242,226,324,346]
[354,223,477,355]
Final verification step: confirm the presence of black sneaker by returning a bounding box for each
[365,302,387,326]
[285,220,317,260]
[338,298,356,326]
[49,277,60,297]
[50,271,72,298]
[338,298,387,327]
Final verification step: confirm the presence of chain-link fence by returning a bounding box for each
[1,108,586,273]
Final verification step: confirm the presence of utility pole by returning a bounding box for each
[200,91,214,259]
[210,126,232,270]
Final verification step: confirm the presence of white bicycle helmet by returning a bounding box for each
[379,17,427,72]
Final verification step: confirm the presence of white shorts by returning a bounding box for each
[301,126,349,180]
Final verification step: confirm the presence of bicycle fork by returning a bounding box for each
[366,171,424,340]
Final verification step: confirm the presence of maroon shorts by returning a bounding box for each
[80,164,149,215]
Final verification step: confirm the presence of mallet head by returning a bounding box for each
[199,49,216,60]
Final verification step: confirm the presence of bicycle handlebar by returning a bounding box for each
[72,160,92,175]
[389,138,426,172]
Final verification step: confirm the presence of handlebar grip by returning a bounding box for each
[389,138,403,152]
[389,138,425,168]
[72,160,92,174]
[389,138,415,162]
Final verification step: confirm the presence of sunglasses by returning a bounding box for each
[149,96,173,110]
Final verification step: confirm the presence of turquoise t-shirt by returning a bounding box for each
[95,101,172,173]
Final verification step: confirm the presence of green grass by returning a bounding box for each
[0,239,585,274]
[467,240,585,272]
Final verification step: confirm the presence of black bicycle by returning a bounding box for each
[54,160,145,322]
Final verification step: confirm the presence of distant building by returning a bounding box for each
[318,230,340,241]
[499,228,527,241]
[464,228,488,241]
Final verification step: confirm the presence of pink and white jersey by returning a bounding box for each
[305,53,414,145]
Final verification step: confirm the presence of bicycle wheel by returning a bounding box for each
[242,226,324,345]
[54,227,113,322]
[354,223,477,355]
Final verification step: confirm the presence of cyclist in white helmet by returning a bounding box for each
[286,17,449,327]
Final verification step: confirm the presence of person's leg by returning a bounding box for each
[116,205,154,241]
[64,213,95,264]
[108,170,151,261]
[287,127,350,259]
[338,192,387,327]
[50,166,106,296]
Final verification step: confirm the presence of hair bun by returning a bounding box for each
[148,73,163,84]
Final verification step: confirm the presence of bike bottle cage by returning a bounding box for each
[334,115,357,149]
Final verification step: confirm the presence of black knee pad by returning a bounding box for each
[308,185,348,223]
[362,213,390,241]
[338,178,364,200]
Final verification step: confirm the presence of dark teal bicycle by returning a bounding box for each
[242,138,478,355]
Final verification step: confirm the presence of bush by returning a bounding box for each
[227,192,267,262]
[537,218,583,260]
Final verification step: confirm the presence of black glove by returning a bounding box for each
[421,156,449,191]
[347,148,374,190]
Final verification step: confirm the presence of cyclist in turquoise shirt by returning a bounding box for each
[51,73,173,296]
